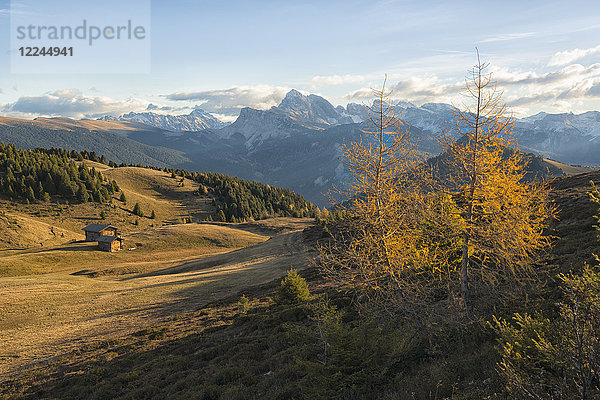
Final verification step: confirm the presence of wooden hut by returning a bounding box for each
[97,235,123,252]
[82,224,118,241]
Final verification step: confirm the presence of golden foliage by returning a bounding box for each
[439,52,555,317]
[319,54,555,322]
[320,80,464,321]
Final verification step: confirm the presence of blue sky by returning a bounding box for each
[1,0,599,120]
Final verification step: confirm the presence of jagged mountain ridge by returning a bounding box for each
[94,90,600,166]
[99,108,227,132]
[270,89,357,128]
[2,89,597,206]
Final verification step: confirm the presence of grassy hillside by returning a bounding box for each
[0,117,191,167]
[544,158,592,176]
[0,163,212,253]
[0,143,317,254]
[0,146,319,393]
[428,145,569,182]
[3,171,599,399]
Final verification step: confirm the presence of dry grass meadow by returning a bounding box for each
[0,165,315,381]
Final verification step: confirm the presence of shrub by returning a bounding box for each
[493,265,600,399]
[133,202,143,217]
[277,268,310,304]
[238,295,250,313]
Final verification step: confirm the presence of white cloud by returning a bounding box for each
[497,64,600,114]
[165,85,290,115]
[344,61,600,116]
[480,32,537,43]
[210,113,238,123]
[587,83,600,97]
[2,89,149,119]
[492,63,600,87]
[310,74,367,87]
[345,75,462,103]
[548,45,600,67]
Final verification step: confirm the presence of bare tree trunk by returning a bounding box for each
[461,238,472,319]
[459,49,482,320]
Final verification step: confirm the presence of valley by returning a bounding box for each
[2,1,598,397]
[0,161,315,382]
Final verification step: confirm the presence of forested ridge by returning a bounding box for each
[174,169,318,222]
[0,143,118,203]
[0,142,317,222]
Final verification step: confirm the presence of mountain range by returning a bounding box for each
[99,107,227,131]
[0,89,597,206]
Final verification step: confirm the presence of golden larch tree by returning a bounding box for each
[320,80,462,318]
[438,52,555,318]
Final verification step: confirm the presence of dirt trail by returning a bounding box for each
[0,219,314,380]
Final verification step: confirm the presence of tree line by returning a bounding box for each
[193,171,317,222]
[0,143,119,203]
[0,143,317,222]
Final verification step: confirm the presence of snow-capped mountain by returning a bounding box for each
[212,92,455,149]
[217,107,313,147]
[393,102,455,133]
[514,111,600,164]
[214,90,363,147]
[270,89,356,128]
[98,108,227,131]
[340,100,456,133]
[341,99,600,165]
[517,111,600,138]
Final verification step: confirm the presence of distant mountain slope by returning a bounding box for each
[99,108,227,131]
[427,144,567,184]
[215,107,315,147]
[1,90,596,206]
[270,89,356,128]
[0,117,192,168]
[347,101,600,166]
[514,111,600,165]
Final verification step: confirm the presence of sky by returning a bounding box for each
[0,0,599,121]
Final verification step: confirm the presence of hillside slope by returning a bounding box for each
[0,218,313,384]
[0,117,191,168]
[4,171,600,400]
[0,164,213,252]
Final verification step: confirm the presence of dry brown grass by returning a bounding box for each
[0,223,265,277]
[0,217,314,381]
[0,116,145,132]
[544,158,592,176]
[0,162,316,381]
[0,166,214,251]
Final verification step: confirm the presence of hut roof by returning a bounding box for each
[83,224,116,232]
[97,235,122,243]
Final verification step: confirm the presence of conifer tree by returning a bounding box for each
[317,79,457,319]
[132,202,143,217]
[438,51,554,317]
